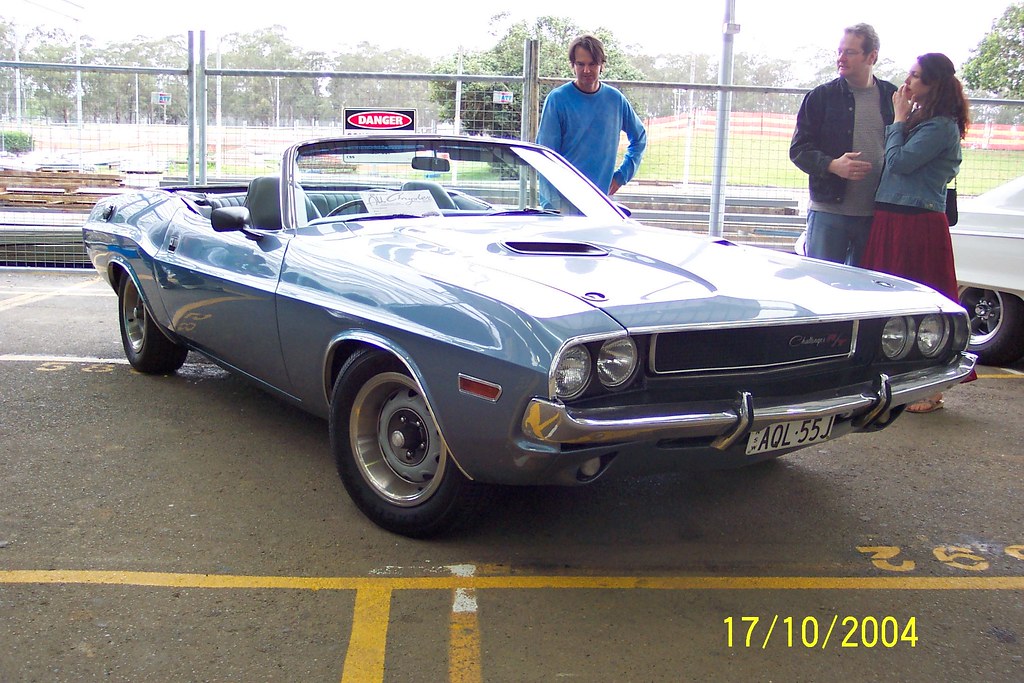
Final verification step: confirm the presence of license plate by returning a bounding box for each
[745,415,835,455]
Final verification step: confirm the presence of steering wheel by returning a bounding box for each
[327,199,367,217]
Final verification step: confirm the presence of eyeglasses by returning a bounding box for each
[572,61,600,70]
[837,49,864,57]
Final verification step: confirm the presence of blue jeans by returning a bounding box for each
[805,210,873,266]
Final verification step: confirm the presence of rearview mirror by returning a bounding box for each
[411,156,450,173]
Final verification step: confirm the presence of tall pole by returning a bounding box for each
[520,38,539,142]
[198,31,207,185]
[454,48,463,135]
[520,39,540,208]
[75,28,83,170]
[187,31,196,185]
[14,27,22,125]
[709,0,739,238]
[215,40,222,176]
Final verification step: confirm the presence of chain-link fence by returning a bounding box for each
[2,38,1023,267]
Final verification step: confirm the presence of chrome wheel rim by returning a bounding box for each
[121,280,146,354]
[350,372,446,506]
[961,287,1003,346]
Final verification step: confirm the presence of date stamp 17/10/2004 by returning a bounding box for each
[724,615,918,650]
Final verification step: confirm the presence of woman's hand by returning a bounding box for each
[893,84,912,123]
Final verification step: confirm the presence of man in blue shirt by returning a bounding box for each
[537,34,647,196]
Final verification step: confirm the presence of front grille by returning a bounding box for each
[650,320,858,374]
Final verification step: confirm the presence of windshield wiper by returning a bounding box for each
[489,208,561,216]
[342,213,425,221]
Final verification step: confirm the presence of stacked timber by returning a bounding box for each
[0,170,125,212]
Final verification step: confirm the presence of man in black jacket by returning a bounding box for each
[790,23,897,266]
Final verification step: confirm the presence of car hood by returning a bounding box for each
[371,216,961,329]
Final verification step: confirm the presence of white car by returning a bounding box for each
[951,175,1024,365]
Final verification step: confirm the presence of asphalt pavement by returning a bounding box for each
[2,268,1022,682]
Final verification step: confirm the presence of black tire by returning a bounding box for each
[329,348,483,537]
[959,287,1024,366]
[117,274,189,374]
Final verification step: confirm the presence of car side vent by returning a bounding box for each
[503,241,608,256]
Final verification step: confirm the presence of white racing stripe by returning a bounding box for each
[0,278,105,312]
[0,354,129,364]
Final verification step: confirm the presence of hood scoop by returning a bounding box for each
[502,240,608,256]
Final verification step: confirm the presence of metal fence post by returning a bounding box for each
[521,39,539,142]
[187,31,196,185]
[198,31,208,185]
[709,0,739,238]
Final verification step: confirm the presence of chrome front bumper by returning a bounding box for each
[521,353,977,449]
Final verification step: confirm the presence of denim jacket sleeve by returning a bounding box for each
[875,116,961,211]
[883,117,958,174]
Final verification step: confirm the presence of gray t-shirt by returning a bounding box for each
[810,81,886,217]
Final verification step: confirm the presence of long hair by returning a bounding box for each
[568,35,606,66]
[907,52,971,139]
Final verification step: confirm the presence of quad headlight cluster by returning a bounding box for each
[553,336,639,400]
[880,314,954,360]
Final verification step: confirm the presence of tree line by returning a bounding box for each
[2,7,1022,132]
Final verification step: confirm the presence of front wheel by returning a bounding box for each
[959,287,1024,366]
[329,349,484,536]
[117,274,188,374]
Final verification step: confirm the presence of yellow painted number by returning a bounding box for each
[856,546,915,572]
[933,546,989,571]
[82,364,114,373]
[36,362,70,372]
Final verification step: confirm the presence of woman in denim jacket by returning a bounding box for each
[861,52,971,413]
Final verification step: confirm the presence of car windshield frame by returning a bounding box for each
[280,135,628,229]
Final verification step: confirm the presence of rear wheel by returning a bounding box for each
[329,349,484,537]
[959,287,1024,366]
[117,275,188,374]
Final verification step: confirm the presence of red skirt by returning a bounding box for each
[861,208,959,301]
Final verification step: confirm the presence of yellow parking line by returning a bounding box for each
[341,587,392,683]
[2,569,1023,591]
[449,604,482,683]
[3,569,1023,683]
[449,565,482,683]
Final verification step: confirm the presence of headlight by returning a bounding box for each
[881,316,914,359]
[596,337,638,388]
[917,314,950,357]
[553,345,591,399]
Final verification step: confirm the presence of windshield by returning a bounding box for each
[286,137,626,226]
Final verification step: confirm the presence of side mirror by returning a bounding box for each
[412,156,451,173]
[212,206,251,232]
[614,202,632,217]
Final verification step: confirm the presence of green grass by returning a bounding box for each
[632,130,1024,197]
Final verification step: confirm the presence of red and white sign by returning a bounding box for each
[344,109,416,131]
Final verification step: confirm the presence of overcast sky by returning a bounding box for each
[8,0,1014,73]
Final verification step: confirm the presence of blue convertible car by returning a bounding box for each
[83,135,976,536]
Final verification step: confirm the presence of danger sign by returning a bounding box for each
[344,109,416,131]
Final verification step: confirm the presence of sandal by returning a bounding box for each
[907,396,944,414]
